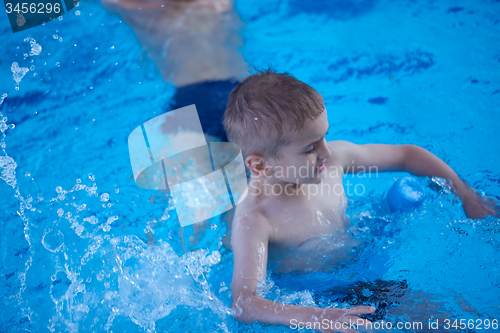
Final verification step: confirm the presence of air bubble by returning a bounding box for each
[55,62,60,67]
[52,35,58,39]
[100,193,109,202]
[88,173,95,181]
[8,124,15,129]
[25,172,30,177]
[75,10,80,15]
[42,229,64,252]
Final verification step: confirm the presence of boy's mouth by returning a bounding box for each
[315,161,325,173]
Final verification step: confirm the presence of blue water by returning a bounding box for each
[1,0,500,332]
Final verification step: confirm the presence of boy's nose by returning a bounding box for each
[318,139,331,160]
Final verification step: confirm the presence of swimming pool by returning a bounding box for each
[1,0,499,332]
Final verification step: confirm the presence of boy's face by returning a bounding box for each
[267,110,331,184]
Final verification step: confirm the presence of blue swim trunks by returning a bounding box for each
[167,79,240,142]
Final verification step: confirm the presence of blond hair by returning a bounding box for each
[223,68,325,159]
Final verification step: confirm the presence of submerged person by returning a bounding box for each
[102,0,248,248]
[102,0,248,141]
[223,68,499,332]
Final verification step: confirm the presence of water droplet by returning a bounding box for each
[83,215,98,225]
[42,229,64,252]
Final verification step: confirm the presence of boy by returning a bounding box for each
[223,68,498,333]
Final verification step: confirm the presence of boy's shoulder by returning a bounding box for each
[231,203,272,244]
[326,140,355,153]
[326,140,357,166]
[233,199,270,229]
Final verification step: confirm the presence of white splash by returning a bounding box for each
[11,62,29,85]
[24,37,42,56]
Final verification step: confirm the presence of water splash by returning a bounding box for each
[0,93,232,332]
[11,62,29,87]
[0,94,36,329]
[24,37,42,56]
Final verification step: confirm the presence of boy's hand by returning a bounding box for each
[319,306,375,333]
[462,184,500,219]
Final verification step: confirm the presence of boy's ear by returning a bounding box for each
[245,155,272,178]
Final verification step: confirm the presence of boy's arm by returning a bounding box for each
[329,141,499,219]
[231,212,375,333]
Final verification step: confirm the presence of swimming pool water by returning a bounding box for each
[1,0,499,332]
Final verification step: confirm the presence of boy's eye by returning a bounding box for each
[304,147,315,154]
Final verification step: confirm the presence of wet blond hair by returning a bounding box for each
[223,68,325,159]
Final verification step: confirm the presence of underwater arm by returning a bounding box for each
[230,212,374,332]
[333,141,499,219]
